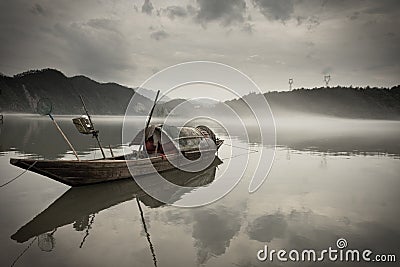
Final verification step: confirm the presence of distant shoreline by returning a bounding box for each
[1,68,399,120]
[1,112,399,123]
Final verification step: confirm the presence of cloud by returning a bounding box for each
[318,0,400,17]
[296,15,320,30]
[246,54,262,62]
[192,208,241,265]
[86,18,119,33]
[322,66,333,75]
[247,213,288,242]
[0,0,399,89]
[30,3,46,16]
[252,0,294,22]
[195,0,247,26]
[385,32,395,38]
[247,209,400,252]
[150,29,169,40]
[164,6,188,20]
[142,0,154,15]
[241,22,254,34]
[348,11,360,20]
[50,22,135,81]
[186,4,197,16]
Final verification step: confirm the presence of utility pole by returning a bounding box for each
[289,78,293,91]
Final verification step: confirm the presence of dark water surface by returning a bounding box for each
[0,115,399,266]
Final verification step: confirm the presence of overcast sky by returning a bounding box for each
[0,0,399,97]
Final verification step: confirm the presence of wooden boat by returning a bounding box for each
[11,157,222,243]
[10,124,223,186]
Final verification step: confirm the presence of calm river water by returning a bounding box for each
[0,114,399,267]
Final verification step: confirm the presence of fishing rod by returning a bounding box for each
[146,90,160,131]
[78,95,106,159]
[137,90,160,157]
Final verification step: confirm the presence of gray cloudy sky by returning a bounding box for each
[0,0,399,96]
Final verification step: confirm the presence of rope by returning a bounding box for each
[218,143,259,161]
[224,143,259,153]
[0,161,37,188]
[10,237,37,267]
[220,150,258,161]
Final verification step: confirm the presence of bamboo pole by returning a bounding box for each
[137,90,160,158]
[49,114,80,161]
[108,145,115,157]
[79,95,106,159]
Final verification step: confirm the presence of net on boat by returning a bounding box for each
[37,231,56,252]
[37,98,53,116]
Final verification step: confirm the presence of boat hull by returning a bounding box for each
[10,148,221,186]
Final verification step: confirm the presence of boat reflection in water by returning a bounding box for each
[11,157,222,247]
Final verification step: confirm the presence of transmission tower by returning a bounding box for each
[324,75,331,87]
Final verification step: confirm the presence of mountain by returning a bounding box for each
[133,87,171,103]
[224,86,400,120]
[1,68,399,120]
[189,98,219,107]
[0,69,153,115]
[154,98,197,117]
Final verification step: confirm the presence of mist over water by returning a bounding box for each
[0,114,399,266]
[274,114,400,156]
